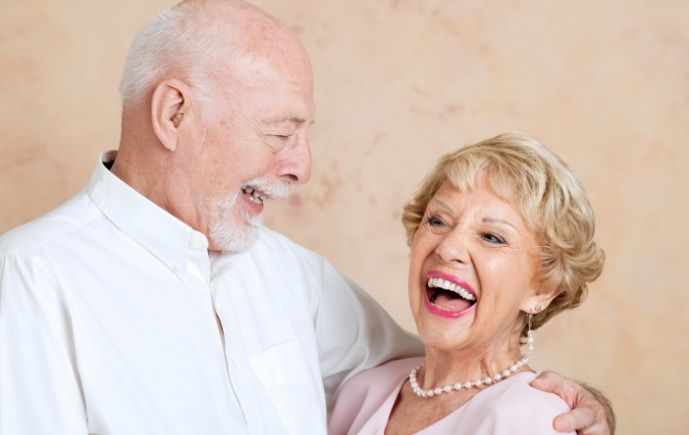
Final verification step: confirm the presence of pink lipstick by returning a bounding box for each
[423,270,477,319]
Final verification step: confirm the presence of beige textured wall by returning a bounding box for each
[2,1,688,433]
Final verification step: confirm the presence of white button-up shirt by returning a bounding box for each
[0,152,421,435]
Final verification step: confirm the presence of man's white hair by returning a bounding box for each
[118,3,220,103]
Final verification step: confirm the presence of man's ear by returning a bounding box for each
[151,79,191,152]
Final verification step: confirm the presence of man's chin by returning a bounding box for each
[209,219,260,253]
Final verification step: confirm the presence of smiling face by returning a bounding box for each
[115,1,316,253]
[196,36,315,251]
[408,182,545,357]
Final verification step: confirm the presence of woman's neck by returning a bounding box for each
[419,339,525,389]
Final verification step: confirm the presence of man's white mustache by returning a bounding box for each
[242,177,291,200]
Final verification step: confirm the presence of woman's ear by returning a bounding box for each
[521,286,561,315]
[150,79,191,152]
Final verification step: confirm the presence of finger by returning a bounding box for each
[553,407,596,433]
[531,371,580,408]
[530,370,566,393]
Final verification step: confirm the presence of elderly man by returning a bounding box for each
[0,0,613,434]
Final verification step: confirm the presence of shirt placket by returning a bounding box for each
[185,232,255,433]
[209,274,265,434]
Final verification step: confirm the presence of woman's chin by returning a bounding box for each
[411,292,479,350]
[416,313,475,351]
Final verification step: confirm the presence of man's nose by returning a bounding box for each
[279,133,311,184]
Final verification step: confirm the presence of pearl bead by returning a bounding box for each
[408,348,532,399]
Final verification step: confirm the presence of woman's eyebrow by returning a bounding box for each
[429,198,454,214]
[482,216,519,232]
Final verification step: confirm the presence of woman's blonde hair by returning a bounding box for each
[402,133,605,335]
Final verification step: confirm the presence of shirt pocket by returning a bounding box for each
[250,340,325,435]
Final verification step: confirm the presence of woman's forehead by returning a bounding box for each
[430,180,539,229]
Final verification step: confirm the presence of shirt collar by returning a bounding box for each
[86,151,209,277]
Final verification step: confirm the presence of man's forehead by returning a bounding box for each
[232,51,312,87]
[211,56,312,101]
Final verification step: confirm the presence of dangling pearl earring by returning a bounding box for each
[523,305,541,357]
[524,313,535,357]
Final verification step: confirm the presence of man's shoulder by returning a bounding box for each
[0,191,99,257]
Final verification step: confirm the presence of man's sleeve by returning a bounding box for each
[0,252,88,434]
[312,258,423,410]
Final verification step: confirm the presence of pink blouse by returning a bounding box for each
[328,357,574,435]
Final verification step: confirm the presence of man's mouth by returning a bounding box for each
[241,185,266,205]
[239,178,291,207]
[425,275,477,313]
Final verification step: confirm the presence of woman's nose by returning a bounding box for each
[434,230,469,265]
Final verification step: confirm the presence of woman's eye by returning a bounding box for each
[426,215,446,227]
[481,232,505,244]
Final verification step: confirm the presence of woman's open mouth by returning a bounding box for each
[424,273,477,318]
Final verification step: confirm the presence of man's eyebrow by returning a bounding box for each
[263,116,314,126]
[482,216,519,232]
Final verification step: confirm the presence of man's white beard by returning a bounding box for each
[210,192,261,253]
[209,177,290,253]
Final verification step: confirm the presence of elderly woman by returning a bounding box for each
[328,134,605,434]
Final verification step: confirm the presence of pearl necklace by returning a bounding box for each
[410,314,536,398]
[409,355,529,398]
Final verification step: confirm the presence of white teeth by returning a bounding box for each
[427,277,476,301]
[248,193,262,204]
[242,186,264,204]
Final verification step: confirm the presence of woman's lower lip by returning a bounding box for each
[423,290,475,319]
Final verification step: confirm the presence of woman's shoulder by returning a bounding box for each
[504,372,571,411]
[328,357,422,435]
[335,356,422,402]
[462,371,574,435]
[353,357,423,383]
